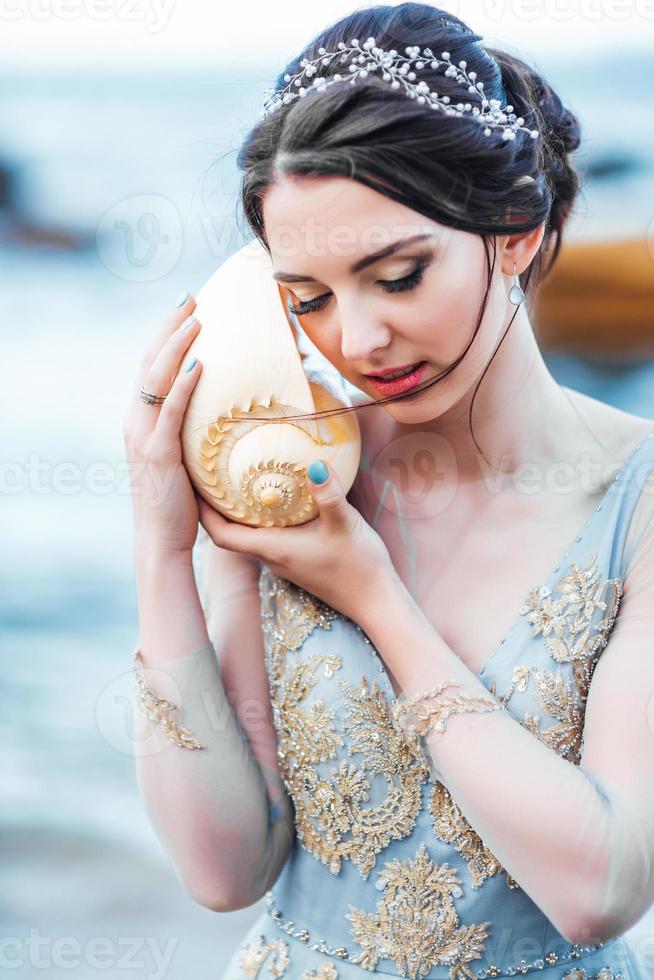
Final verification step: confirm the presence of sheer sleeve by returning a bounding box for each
[573,482,654,936]
[131,529,295,911]
[361,482,654,944]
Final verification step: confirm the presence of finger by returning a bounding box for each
[306,460,353,532]
[196,494,281,560]
[129,292,197,405]
[156,352,202,445]
[135,315,202,433]
[139,292,196,379]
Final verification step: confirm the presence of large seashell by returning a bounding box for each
[179,239,361,527]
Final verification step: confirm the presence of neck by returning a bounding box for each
[377,304,584,484]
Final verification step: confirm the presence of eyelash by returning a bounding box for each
[287,259,428,317]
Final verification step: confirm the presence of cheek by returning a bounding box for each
[405,281,463,354]
[297,321,329,358]
[413,265,487,353]
[294,321,346,376]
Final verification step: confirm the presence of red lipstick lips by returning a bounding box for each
[364,361,423,378]
[366,361,428,395]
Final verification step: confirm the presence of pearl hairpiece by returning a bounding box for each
[262,36,540,143]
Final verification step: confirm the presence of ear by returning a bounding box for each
[498,220,546,277]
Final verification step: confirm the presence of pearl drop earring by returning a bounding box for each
[508,262,525,306]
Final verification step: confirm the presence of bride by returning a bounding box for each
[123,4,654,977]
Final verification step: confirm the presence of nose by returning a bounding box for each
[338,307,393,363]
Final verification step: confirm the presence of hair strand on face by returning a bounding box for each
[230,2,583,462]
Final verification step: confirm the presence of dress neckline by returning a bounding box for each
[357,428,654,696]
[476,428,654,677]
[262,429,654,701]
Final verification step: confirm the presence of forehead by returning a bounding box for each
[262,174,442,271]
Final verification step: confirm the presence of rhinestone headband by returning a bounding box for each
[262,36,539,142]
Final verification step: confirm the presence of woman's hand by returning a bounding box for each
[122,293,203,559]
[196,461,399,624]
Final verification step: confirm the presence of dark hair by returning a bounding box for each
[235,2,583,454]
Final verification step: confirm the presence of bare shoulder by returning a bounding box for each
[562,386,654,538]
[561,385,654,461]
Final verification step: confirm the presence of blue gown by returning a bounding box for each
[220,429,654,980]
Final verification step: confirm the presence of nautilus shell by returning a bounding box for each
[179,239,361,527]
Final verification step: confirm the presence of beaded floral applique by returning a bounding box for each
[237,934,290,978]
[346,841,491,979]
[517,550,623,762]
[270,646,428,878]
[255,556,628,979]
[258,552,622,893]
[425,670,520,887]
[424,551,624,889]
[259,566,519,889]
[427,782,519,890]
[260,566,428,878]
[237,927,341,979]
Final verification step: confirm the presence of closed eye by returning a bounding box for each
[286,258,429,317]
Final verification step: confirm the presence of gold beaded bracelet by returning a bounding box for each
[132,649,207,750]
[391,678,505,765]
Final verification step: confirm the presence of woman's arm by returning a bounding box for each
[123,291,295,912]
[132,532,295,912]
[356,498,654,947]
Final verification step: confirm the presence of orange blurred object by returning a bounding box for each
[534,237,654,359]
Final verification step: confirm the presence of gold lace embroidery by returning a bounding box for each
[423,675,520,891]
[258,554,622,902]
[517,550,624,763]
[517,666,588,761]
[131,650,207,750]
[423,557,623,894]
[392,678,505,734]
[237,934,290,977]
[260,565,339,655]
[520,550,623,671]
[427,782,520,890]
[275,647,429,877]
[346,841,491,979]
[260,568,519,888]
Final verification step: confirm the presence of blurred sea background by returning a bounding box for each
[2,5,654,978]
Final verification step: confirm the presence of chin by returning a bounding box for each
[379,383,462,427]
[379,382,439,412]
[381,401,438,422]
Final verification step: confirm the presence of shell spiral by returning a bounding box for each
[179,240,361,527]
[194,390,358,527]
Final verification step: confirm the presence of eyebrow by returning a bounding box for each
[271,233,436,283]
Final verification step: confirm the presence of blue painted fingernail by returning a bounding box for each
[268,801,284,825]
[175,290,189,307]
[184,356,197,372]
[307,460,329,484]
[181,315,197,331]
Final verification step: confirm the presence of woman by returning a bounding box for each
[123,5,654,978]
